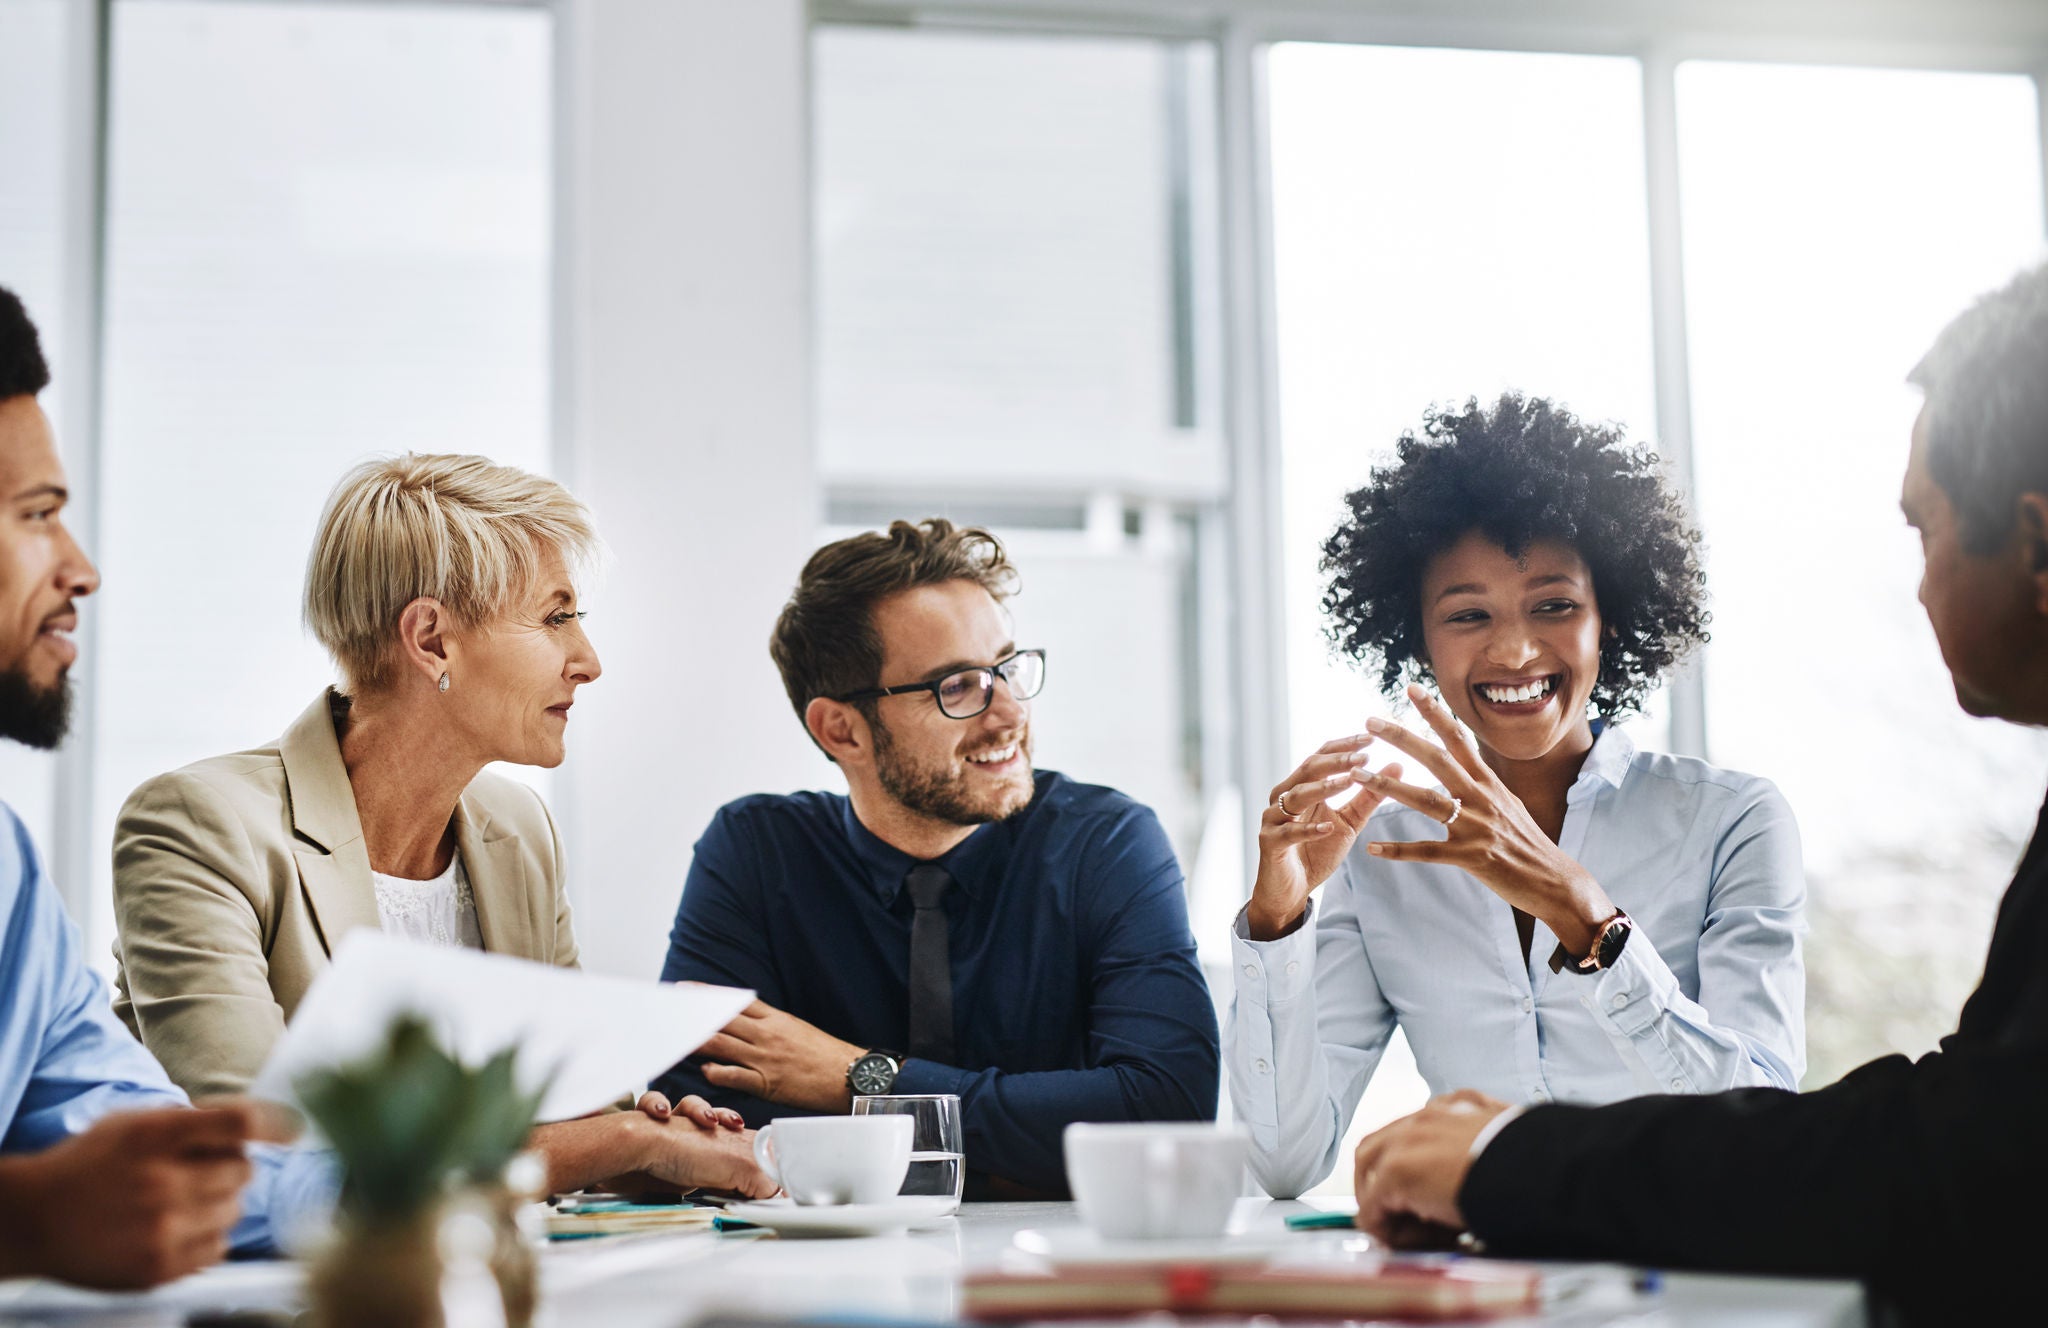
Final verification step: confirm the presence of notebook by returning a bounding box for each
[965,1247,1542,1320]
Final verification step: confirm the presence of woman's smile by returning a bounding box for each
[1472,672,1562,716]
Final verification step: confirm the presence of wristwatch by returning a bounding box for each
[847,1048,904,1097]
[1548,910,1633,975]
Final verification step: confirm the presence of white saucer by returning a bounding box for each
[724,1196,957,1238]
[1009,1226,1295,1266]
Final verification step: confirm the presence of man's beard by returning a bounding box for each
[0,667,72,750]
[872,717,1035,828]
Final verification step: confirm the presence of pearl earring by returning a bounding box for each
[438,673,450,693]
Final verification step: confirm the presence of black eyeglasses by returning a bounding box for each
[838,648,1047,720]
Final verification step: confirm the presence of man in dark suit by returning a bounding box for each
[1348,261,2048,1324]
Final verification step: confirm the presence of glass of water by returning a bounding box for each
[852,1093,964,1212]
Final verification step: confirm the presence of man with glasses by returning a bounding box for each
[654,519,1219,1198]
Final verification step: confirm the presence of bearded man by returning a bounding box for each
[654,520,1218,1197]
[0,285,324,1286]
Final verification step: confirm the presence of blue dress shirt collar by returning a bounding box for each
[837,791,998,906]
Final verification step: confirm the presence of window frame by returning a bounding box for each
[39,0,2048,927]
[814,0,2048,882]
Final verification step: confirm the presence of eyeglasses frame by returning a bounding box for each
[835,647,1047,720]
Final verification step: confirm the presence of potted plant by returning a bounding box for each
[298,1015,547,1328]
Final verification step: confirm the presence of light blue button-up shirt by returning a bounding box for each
[1227,725,1807,1198]
[0,803,334,1255]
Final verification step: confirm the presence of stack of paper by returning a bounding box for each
[249,931,754,1122]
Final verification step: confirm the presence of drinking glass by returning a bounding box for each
[852,1093,964,1212]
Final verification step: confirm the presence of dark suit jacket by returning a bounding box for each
[1462,788,2048,1324]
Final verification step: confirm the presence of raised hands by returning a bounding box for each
[1358,684,1616,959]
[1245,734,1405,941]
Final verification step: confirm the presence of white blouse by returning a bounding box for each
[370,853,483,950]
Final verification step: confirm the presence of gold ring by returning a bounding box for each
[1276,789,1296,818]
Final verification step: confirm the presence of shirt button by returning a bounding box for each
[1243,964,1258,978]
[1255,1059,1270,1075]
[1285,961,1301,977]
[1669,1078,1685,1091]
[1611,993,1629,1009]
[1531,1087,1550,1102]
[1520,997,1534,1014]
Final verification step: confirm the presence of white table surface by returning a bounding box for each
[0,1197,1867,1328]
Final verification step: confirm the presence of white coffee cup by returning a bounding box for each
[1064,1122,1250,1240]
[753,1115,914,1206]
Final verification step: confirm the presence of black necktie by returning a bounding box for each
[904,863,955,1064]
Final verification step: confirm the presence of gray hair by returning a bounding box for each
[1909,259,2048,554]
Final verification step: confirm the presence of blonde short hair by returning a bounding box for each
[305,454,599,692]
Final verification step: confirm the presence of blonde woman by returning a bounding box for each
[111,454,770,1198]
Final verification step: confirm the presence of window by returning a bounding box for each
[1678,61,2048,1085]
[814,26,1234,943]
[86,0,553,958]
[0,0,70,854]
[1267,42,1662,1180]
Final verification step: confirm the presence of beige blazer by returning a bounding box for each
[112,690,579,1099]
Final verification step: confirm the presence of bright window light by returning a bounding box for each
[90,0,552,960]
[1678,61,2048,1083]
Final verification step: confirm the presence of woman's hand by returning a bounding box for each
[633,1091,745,1132]
[1358,684,1615,958]
[1245,734,1404,941]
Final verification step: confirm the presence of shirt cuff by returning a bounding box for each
[893,1057,974,1098]
[1230,901,1318,1004]
[1580,927,1680,1038]
[1467,1104,1528,1161]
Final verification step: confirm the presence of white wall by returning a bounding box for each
[557,0,823,977]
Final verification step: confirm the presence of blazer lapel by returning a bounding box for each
[457,793,538,960]
[279,690,382,953]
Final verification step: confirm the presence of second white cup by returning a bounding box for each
[1064,1122,1249,1239]
[753,1114,914,1206]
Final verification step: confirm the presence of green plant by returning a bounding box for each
[297,1014,548,1223]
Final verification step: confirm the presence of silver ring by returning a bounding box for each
[1443,796,1463,827]
[1275,789,1296,819]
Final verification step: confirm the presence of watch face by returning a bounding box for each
[850,1054,897,1096]
[1596,916,1633,968]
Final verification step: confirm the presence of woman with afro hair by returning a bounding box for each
[1227,393,1806,1199]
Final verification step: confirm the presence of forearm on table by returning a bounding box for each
[528,1114,655,1195]
[0,1155,46,1278]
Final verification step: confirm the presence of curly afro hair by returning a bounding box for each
[1320,392,1707,719]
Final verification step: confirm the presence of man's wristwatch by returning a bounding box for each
[847,1048,904,1097]
[1548,910,1633,975]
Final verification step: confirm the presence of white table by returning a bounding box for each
[0,1198,1867,1327]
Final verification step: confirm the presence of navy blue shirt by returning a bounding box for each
[655,770,1220,1195]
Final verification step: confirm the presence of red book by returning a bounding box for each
[965,1249,1543,1321]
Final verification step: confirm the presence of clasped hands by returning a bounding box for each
[1251,682,1615,957]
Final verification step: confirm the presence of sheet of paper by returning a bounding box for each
[249,930,752,1122]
